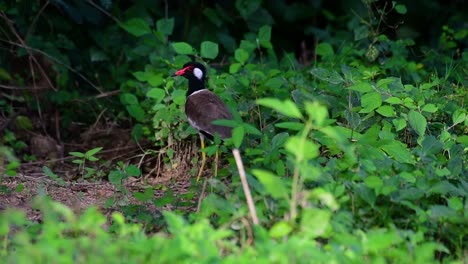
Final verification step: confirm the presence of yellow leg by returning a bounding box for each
[196,137,206,182]
[214,149,219,178]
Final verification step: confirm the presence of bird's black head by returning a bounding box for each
[173,62,207,96]
[173,62,206,82]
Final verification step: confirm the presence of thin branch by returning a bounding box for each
[232,148,259,225]
[0,84,49,90]
[0,11,57,91]
[90,90,121,100]
[25,1,50,40]
[196,178,208,212]
[0,39,103,93]
[86,0,120,24]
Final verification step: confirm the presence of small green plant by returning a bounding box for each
[42,166,67,186]
[106,161,141,206]
[69,147,103,178]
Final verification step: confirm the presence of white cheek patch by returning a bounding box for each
[193,67,203,80]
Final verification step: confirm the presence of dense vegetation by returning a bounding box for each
[1,0,467,263]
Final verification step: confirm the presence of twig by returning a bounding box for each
[232,148,259,225]
[196,178,208,213]
[0,39,103,93]
[0,84,48,90]
[86,0,120,24]
[25,1,50,40]
[92,90,121,100]
[0,11,57,91]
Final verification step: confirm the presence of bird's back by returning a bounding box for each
[185,89,233,140]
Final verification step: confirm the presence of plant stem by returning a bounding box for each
[290,119,312,220]
[233,148,259,225]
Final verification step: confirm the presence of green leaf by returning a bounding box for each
[400,172,416,183]
[395,4,407,14]
[360,92,382,113]
[264,77,284,89]
[236,0,262,18]
[422,104,438,113]
[285,136,319,161]
[310,68,343,84]
[69,152,85,158]
[392,118,407,131]
[421,136,443,156]
[257,98,303,119]
[146,88,166,102]
[234,48,249,64]
[456,135,468,147]
[156,18,174,35]
[172,42,194,55]
[365,229,403,253]
[134,188,154,202]
[126,105,145,121]
[172,89,186,105]
[301,208,331,238]
[429,205,457,219]
[269,221,292,238]
[452,110,466,124]
[132,71,146,81]
[258,25,271,42]
[203,8,222,27]
[344,110,361,129]
[200,41,219,59]
[242,123,262,136]
[147,74,164,87]
[15,116,33,130]
[429,181,458,195]
[305,101,328,127]
[376,77,397,89]
[15,183,24,192]
[385,97,402,104]
[229,63,242,73]
[354,25,369,40]
[381,141,414,164]
[125,165,141,177]
[0,67,12,80]
[120,93,139,105]
[232,126,245,148]
[376,105,395,117]
[108,170,125,185]
[251,169,288,199]
[408,110,427,136]
[315,43,334,58]
[348,82,373,93]
[43,166,66,186]
[258,25,272,48]
[364,176,383,189]
[132,124,143,141]
[447,197,463,211]
[120,18,151,37]
[85,147,103,157]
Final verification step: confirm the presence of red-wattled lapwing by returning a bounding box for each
[173,62,233,181]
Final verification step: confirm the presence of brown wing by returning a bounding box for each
[185,90,233,139]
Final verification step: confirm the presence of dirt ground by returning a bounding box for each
[0,131,210,222]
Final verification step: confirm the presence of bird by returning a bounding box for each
[172,61,233,181]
